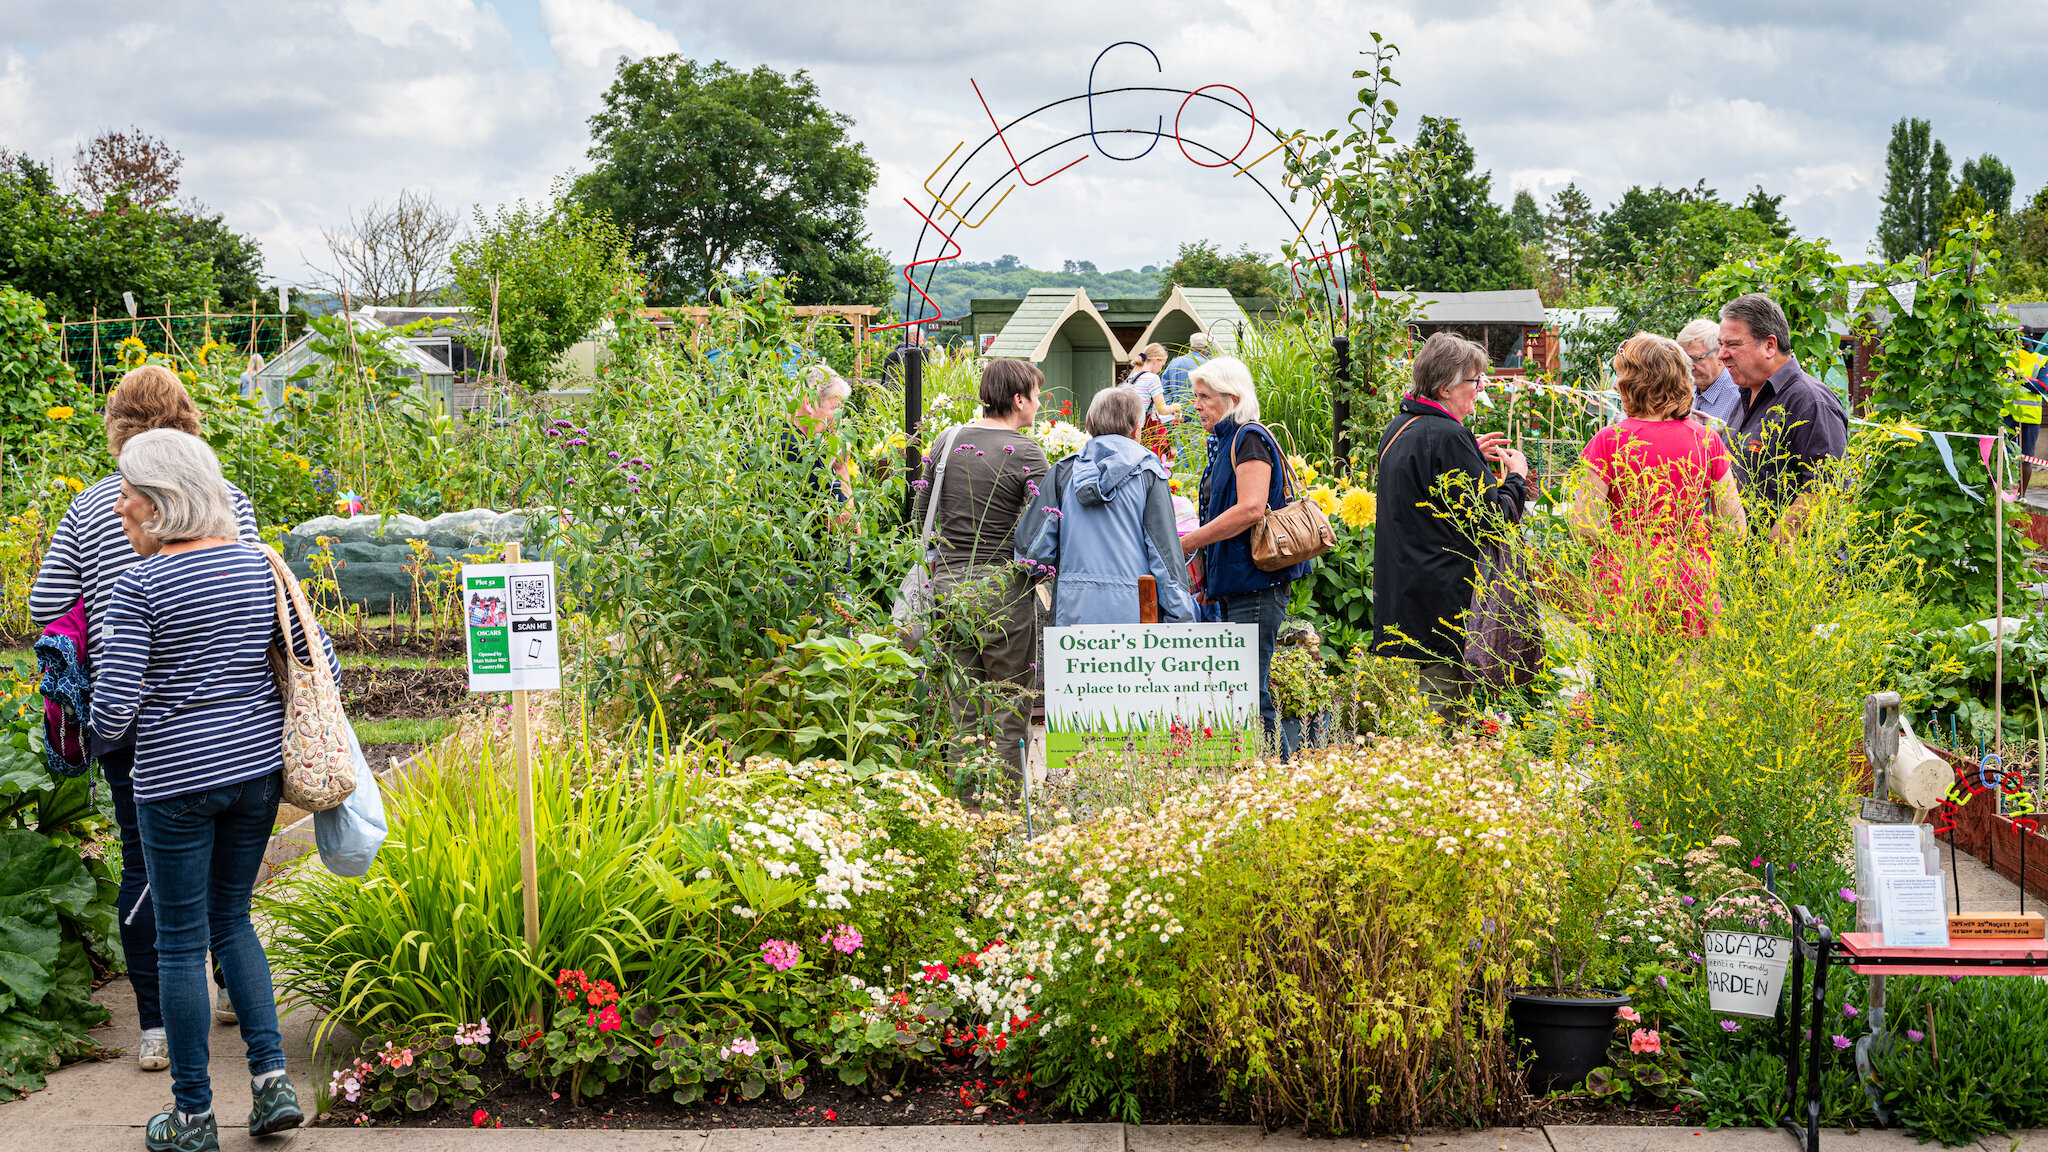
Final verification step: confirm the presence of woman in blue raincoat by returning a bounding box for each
[1016,387,1194,625]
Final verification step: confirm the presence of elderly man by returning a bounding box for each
[1718,293,1847,538]
[1161,332,1212,416]
[786,366,855,506]
[1676,318,1741,429]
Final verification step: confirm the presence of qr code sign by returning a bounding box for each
[511,576,550,615]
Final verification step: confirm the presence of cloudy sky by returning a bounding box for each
[4,0,2040,292]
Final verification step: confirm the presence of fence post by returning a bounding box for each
[1331,333,1352,471]
[902,345,924,525]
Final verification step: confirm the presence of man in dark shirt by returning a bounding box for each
[1718,293,1847,539]
[880,326,925,389]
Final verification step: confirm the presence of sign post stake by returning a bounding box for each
[505,540,541,951]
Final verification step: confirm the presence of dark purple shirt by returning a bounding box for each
[1729,355,1848,507]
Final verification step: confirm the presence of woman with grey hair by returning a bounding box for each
[90,429,335,1150]
[1015,386,1194,625]
[1371,333,1528,720]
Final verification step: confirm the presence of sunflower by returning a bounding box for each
[1337,487,1376,529]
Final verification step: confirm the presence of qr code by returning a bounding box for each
[511,576,550,614]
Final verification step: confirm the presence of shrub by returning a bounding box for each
[978,741,1552,1133]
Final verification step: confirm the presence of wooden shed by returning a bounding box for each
[1396,289,1548,367]
[1133,284,1251,357]
[984,288,1128,416]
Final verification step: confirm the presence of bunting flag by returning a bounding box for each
[1931,432,1984,503]
[1888,281,1918,314]
[1848,281,1872,311]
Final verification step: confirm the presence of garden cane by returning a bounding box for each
[507,541,541,951]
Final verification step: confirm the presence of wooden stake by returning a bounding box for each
[506,540,541,951]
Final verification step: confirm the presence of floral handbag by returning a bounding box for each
[259,545,356,811]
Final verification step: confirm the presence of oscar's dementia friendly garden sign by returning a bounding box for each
[462,561,562,692]
[1044,622,1260,730]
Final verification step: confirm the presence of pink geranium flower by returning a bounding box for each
[1629,1029,1661,1054]
[1615,1006,1640,1023]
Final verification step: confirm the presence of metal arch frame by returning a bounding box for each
[1087,42,1164,161]
[895,84,1354,339]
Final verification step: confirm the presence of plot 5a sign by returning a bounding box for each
[462,561,560,692]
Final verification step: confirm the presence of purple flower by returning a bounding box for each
[553,419,572,427]
[1842,1003,1858,1017]
[1750,857,1764,867]
[1026,480,1040,496]
[955,445,970,453]
[608,451,620,459]
[912,479,930,490]
[1656,974,1668,988]
[1003,445,1015,454]
[545,428,561,438]
[1840,888,1857,903]
[974,450,984,457]
[1907,1029,1925,1042]
[1681,895,1696,906]
[760,939,801,972]
[1721,1020,1742,1032]
[1832,1035,1852,1050]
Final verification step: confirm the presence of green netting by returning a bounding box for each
[57,314,293,390]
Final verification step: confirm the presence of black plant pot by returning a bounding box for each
[1278,709,1330,761]
[1509,987,1630,1092]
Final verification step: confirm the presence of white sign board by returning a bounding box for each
[462,561,561,692]
[1042,622,1259,730]
[1703,931,1792,1018]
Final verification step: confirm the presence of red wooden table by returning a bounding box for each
[1781,913,2048,1151]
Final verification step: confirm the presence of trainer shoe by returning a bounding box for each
[137,1028,169,1071]
[212,988,236,1025]
[144,1109,218,1152]
[247,1074,304,1137]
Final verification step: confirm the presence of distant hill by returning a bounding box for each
[885,257,1164,321]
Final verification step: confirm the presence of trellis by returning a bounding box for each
[56,310,294,390]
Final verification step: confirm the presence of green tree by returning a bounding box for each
[1742,185,1793,239]
[1509,188,1544,243]
[1877,117,1952,261]
[1595,182,1698,269]
[448,194,639,389]
[1960,154,2015,217]
[1381,117,1523,292]
[0,285,77,449]
[0,161,231,320]
[1545,183,1598,285]
[1155,240,1284,300]
[573,55,890,308]
[1942,183,1988,234]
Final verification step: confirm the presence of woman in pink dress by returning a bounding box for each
[1572,333,1748,635]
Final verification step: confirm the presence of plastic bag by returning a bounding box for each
[314,727,388,877]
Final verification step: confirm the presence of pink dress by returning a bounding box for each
[1580,418,1730,635]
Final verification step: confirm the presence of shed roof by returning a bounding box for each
[1133,284,1251,356]
[253,312,457,407]
[984,288,1127,362]
[1395,289,1548,326]
[2001,302,2048,330]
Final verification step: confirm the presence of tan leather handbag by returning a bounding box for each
[1231,423,1336,572]
[259,545,356,812]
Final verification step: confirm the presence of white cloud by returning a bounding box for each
[2,0,2041,288]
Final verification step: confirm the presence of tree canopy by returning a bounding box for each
[0,138,265,318]
[1380,117,1523,293]
[1156,240,1284,300]
[448,194,638,389]
[573,56,891,308]
[1960,154,2015,218]
[1877,117,1952,261]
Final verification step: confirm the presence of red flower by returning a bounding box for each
[824,1110,838,1122]
[922,962,951,982]
[472,1109,493,1128]
[890,991,910,1007]
[597,1006,623,1032]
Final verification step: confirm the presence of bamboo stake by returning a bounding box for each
[506,540,541,951]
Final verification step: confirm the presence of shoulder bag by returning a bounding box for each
[891,425,969,643]
[258,545,356,811]
[1231,422,1336,572]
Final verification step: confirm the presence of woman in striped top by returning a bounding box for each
[88,430,334,1151]
[29,366,260,1077]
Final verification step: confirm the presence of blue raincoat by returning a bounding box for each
[1016,434,1194,626]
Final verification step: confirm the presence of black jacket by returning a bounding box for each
[1371,398,1527,662]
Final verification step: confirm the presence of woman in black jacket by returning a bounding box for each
[1371,333,1529,719]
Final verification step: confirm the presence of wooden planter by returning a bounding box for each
[2026,510,2048,551]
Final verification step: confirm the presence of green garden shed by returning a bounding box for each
[1134,284,1250,357]
[984,288,1128,417]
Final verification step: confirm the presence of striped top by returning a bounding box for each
[90,543,340,804]
[29,473,260,667]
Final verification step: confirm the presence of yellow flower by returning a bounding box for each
[1288,454,1319,487]
[1307,484,1339,516]
[51,474,83,494]
[46,406,73,420]
[1337,487,1375,529]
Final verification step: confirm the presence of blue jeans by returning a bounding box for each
[1219,584,1288,743]
[137,771,287,1115]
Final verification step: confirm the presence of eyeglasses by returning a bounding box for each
[1460,376,1485,388]
[1687,352,1713,363]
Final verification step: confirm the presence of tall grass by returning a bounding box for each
[1238,322,1334,465]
